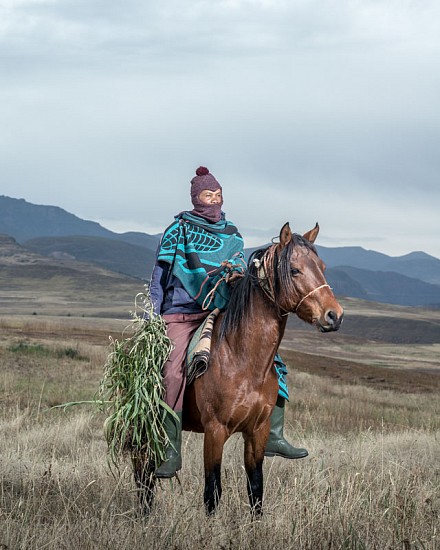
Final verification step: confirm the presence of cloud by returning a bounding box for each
[3,1,440,61]
[1,0,440,258]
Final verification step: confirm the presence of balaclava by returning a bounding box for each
[190,166,223,223]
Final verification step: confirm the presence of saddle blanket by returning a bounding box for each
[186,308,220,386]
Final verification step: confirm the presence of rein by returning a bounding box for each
[253,245,330,314]
[199,258,246,311]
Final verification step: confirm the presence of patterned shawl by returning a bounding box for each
[157,211,245,311]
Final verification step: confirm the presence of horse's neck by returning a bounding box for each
[234,290,287,360]
[254,292,288,346]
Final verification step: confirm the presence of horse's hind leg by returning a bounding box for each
[243,423,270,518]
[132,453,156,516]
[203,424,228,515]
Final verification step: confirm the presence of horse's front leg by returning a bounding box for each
[243,419,271,518]
[203,423,228,515]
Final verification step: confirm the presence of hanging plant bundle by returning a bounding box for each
[98,290,174,468]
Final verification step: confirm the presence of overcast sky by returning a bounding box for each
[1,0,440,257]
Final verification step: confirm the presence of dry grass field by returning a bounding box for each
[1,300,439,549]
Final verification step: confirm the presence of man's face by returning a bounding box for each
[198,189,223,205]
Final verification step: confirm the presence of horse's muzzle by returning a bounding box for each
[316,310,344,332]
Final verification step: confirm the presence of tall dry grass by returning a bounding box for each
[0,320,439,549]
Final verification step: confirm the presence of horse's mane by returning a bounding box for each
[219,234,317,340]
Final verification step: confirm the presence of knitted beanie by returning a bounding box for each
[190,166,222,202]
[190,166,223,223]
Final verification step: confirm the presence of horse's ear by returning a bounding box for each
[303,222,319,244]
[279,222,292,249]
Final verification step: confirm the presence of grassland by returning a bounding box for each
[0,300,439,549]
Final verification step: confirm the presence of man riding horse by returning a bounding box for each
[149,166,308,479]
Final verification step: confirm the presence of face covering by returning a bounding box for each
[190,166,223,223]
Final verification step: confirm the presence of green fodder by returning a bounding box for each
[97,291,174,468]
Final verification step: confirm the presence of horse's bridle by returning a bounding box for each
[294,283,331,312]
[253,245,331,314]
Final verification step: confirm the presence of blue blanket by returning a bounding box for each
[157,212,245,311]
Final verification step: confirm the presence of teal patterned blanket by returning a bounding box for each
[157,212,245,311]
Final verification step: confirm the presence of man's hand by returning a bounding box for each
[226,270,244,285]
[221,260,245,285]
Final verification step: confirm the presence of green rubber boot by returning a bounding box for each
[264,397,308,459]
[155,411,182,478]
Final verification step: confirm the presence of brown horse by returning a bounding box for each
[133,222,343,516]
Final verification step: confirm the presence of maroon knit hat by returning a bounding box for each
[190,166,222,201]
[190,166,223,223]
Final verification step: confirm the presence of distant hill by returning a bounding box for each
[324,268,369,300]
[2,194,440,307]
[24,235,156,280]
[246,242,440,286]
[326,266,440,307]
[0,234,143,316]
[316,245,440,285]
[0,195,160,250]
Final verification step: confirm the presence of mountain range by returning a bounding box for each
[1,194,440,308]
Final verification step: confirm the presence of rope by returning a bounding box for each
[200,259,246,311]
[201,275,228,310]
[294,284,331,312]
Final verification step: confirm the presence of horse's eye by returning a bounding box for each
[291,268,301,276]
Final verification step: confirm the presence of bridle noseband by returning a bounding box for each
[253,245,331,314]
[294,283,331,313]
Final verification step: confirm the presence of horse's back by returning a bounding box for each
[183,311,278,434]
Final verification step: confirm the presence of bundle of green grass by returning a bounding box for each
[98,290,174,468]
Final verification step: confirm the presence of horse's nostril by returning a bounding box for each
[327,310,337,322]
[324,310,343,330]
